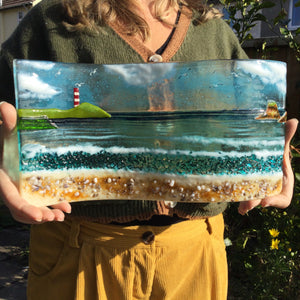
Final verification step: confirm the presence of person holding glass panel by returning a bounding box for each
[0,0,298,299]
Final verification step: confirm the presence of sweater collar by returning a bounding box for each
[108,6,191,63]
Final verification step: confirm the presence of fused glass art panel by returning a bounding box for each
[5,59,286,207]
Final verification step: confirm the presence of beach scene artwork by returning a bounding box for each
[5,59,286,207]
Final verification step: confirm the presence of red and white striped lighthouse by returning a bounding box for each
[73,87,80,107]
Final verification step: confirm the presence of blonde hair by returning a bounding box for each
[62,0,222,39]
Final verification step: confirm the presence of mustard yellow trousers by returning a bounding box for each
[27,214,227,300]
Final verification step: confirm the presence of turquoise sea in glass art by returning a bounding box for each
[5,59,286,206]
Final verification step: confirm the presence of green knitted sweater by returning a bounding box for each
[0,0,248,222]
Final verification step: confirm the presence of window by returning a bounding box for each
[288,0,300,30]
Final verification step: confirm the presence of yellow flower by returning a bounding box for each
[271,239,280,250]
[269,228,280,238]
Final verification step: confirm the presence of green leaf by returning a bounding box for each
[295,0,300,7]
[259,1,276,9]
[243,236,249,249]
[273,9,288,25]
[233,23,241,32]
[295,27,300,35]
[252,14,267,22]
[280,27,289,35]
[289,41,295,48]
[244,262,253,269]
[245,33,254,40]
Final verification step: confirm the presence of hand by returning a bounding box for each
[238,118,299,215]
[0,102,72,224]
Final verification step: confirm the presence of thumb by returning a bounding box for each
[238,199,261,215]
[0,102,17,133]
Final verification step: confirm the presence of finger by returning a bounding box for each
[50,203,72,222]
[284,118,298,145]
[0,102,17,133]
[238,199,262,215]
[0,102,17,166]
[11,202,68,224]
[261,194,291,209]
[49,208,68,222]
[51,202,72,214]
[284,119,298,161]
[13,204,54,224]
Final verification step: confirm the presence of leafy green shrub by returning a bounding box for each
[220,0,276,45]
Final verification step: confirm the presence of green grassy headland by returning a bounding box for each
[18,102,111,119]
